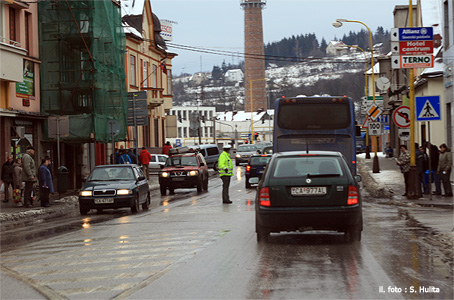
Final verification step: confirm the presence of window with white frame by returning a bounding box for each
[130,55,136,86]
[142,60,148,88]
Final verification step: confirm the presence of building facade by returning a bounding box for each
[122,0,176,151]
[0,0,43,165]
[442,0,453,147]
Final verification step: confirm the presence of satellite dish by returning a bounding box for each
[376,77,391,91]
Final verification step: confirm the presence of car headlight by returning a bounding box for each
[160,172,170,178]
[188,170,199,176]
[236,154,241,158]
[117,189,132,195]
[79,190,92,197]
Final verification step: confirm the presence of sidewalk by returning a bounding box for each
[0,175,161,231]
[357,153,453,237]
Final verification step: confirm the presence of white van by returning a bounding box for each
[190,144,220,170]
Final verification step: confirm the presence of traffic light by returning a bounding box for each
[244,140,248,144]
[254,132,259,141]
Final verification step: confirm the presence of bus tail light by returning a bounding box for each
[347,185,359,205]
[259,187,270,206]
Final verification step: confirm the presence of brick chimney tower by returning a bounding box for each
[241,0,267,112]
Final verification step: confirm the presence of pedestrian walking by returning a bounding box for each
[218,145,233,204]
[1,155,14,203]
[417,145,429,195]
[162,141,172,155]
[426,142,442,195]
[396,145,411,196]
[138,147,152,180]
[437,143,453,197]
[12,158,23,207]
[118,149,132,164]
[38,157,54,207]
[127,149,138,164]
[22,146,37,207]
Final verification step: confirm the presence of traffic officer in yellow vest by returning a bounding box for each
[218,144,233,204]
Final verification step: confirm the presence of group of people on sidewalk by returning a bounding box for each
[1,146,54,208]
[396,142,452,197]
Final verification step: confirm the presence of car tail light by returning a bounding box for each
[246,165,251,172]
[259,187,270,206]
[347,185,359,205]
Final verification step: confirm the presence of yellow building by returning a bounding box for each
[121,0,176,151]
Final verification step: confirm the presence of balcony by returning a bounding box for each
[143,87,164,108]
[0,37,27,82]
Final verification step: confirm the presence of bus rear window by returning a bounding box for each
[277,103,351,130]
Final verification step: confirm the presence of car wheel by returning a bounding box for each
[345,227,361,243]
[131,196,139,214]
[213,162,218,171]
[245,177,251,189]
[196,178,203,193]
[203,177,208,191]
[169,187,175,195]
[142,193,150,210]
[160,185,166,196]
[256,222,269,243]
[80,206,89,215]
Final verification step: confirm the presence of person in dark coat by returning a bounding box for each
[416,146,429,195]
[1,155,14,203]
[38,157,54,207]
[426,142,442,195]
[127,149,138,164]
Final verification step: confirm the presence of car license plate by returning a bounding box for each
[291,187,327,196]
[94,198,114,204]
[172,177,184,181]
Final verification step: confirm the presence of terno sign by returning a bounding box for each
[392,55,434,69]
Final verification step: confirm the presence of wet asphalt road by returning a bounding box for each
[0,166,453,299]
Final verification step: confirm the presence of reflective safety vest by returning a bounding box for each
[218,151,233,177]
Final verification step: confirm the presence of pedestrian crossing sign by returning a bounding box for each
[416,96,441,121]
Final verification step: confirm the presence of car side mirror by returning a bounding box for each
[249,177,259,185]
[354,175,362,182]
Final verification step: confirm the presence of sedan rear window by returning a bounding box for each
[238,145,257,152]
[250,156,271,166]
[272,157,344,178]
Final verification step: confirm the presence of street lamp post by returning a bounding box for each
[333,19,380,173]
[249,78,267,144]
[336,44,371,159]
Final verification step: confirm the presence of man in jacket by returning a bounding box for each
[162,141,172,155]
[22,146,37,207]
[138,147,152,180]
[38,157,54,207]
[438,144,453,197]
[218,145,233,204]
[1,155,14,203]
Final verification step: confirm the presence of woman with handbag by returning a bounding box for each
[12,158,23,207]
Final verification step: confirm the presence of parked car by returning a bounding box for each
[245,154,272,188]
[190,144,220,170]
[254,141,272,154]
[252,151,362,243]
[78,164,150,215]
[235,144,257,166]
[159,147,209,195]
[148,154,168,174]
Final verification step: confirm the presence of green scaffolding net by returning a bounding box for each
[39,0,127,143]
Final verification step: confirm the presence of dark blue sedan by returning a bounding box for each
[78,165,150,215]
[245,154,272,189]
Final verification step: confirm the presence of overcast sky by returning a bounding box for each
[151,0,415,75]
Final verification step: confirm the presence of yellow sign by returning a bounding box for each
[367,104,382,121]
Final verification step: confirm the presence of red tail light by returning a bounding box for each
[347,185,359,205]
[259,187,270,206]
[246,165,251,172]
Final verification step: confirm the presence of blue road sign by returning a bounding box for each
[416,96,441,121]
[176,139,182,147]
[398,27,433,41]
